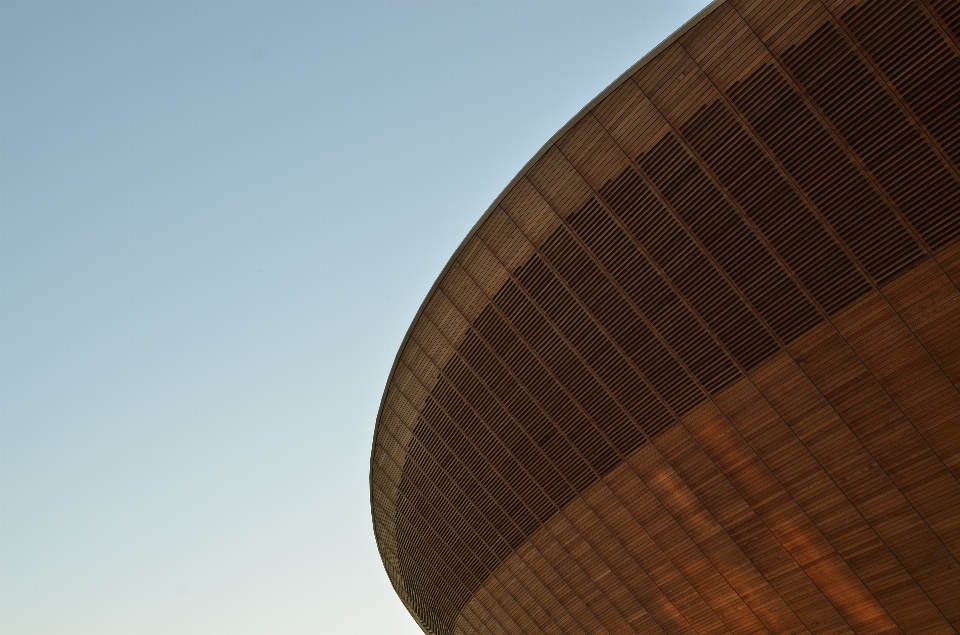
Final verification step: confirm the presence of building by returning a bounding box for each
[370,0,960,633]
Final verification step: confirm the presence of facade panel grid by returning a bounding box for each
[371,1,960,633]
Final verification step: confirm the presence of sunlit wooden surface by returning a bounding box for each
[371,1,960,633]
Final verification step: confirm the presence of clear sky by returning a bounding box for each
[0,1,711,633]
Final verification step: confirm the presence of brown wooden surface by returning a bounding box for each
[371,1,960,633]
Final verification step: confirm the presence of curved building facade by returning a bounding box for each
[370,1,960,633]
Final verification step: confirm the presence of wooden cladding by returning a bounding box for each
[371,1,960,633]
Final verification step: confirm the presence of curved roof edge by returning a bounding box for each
[369,0,726,626]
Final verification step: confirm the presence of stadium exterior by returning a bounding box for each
[370,0,960,633]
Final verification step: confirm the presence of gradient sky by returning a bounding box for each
[0,1,711,633]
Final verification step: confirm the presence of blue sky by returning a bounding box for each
[0,1,710,632]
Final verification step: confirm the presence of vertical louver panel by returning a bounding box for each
[844,0,960,166]
[930,0,960,43]
[783,21,960,250]
[639,133,823,345]
[564,197,743,394]
[680,100,871,313]
[729,64,923,283]
[596,171,779,371]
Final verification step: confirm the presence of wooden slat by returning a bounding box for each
[371,2,960,633]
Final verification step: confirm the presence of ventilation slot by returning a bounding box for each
[592,173,777,375]
[474,304,600,492]
[638,133,822,344]
[844,0,960,168]
[513,255,655,450]
[396,422,513,635]
[680,99,870,314]
[730,63,925,284]
[931,0,960,43]
[783,23,958,252]
[562,201,737,401]
[493,279,624,476]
